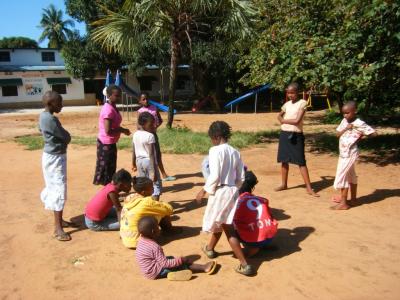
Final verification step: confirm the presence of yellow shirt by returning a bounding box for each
[120,194,173,248]
[281,99,307,133]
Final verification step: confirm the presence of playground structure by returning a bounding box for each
[304,91,332,111]
[224,84,271,113]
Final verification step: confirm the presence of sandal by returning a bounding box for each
[206,260,218,275]
[162,176,176,182]
[53,232,71,242]
[167,270,192,281]
[202,244,218,259]
[235,264,255,276]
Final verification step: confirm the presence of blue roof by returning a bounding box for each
[0,65,65,72]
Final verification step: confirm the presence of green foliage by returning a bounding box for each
[323,110,342,124]
[240,0,400,114]
[38,4,75,48]
[0,37,38,48]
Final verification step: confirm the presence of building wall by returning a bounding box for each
[0,49,63,66]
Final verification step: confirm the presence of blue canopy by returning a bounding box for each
[105,69,113,87]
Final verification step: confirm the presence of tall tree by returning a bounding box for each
[91,0,257,127]
[38,4,75,48]
[0,37,38,48]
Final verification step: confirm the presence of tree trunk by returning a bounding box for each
[167,36,179,128]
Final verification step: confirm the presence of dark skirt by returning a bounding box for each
[277,131,306,166]
[93,139,117,185]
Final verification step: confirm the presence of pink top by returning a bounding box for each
[135,237,182,279]
[98,102,122,144]
[337,118,375,158]
[85,183,117,221]
[138,105,161,127]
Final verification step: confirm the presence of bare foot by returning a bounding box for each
[307,189,320,197]
[274,185,287,192]
[330,203,350,210]
[331,195,342,203]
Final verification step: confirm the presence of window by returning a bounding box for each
[52,84,67,94]
[138,76,155,91]
[176,75,190,90]
[42,52,55,62]
[0,51,10,62]
[2,86,18,96]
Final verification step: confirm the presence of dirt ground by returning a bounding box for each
[0,108,399,300]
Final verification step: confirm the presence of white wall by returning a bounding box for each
[0,49,64,66]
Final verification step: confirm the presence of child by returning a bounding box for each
[120,176,175,248]
[195,121,254,276]
[39,91,75,241]
[135,216,217,280]
[137,92,175,182]
[93,85,131,185]
[276,82,319,197]
[331,101,376,210]
[233,171,278,257]
[85,169,132,231]
[132,112,162,200]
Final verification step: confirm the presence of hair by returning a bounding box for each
[140,92,149,98]
[132,176,153,193]
[42,90,61,106]
[106,84,121,97]
[138,216,158,238]
[287,82,299,91]
[239,171,258,194]
[138,111,155,126]
[208,121,231,140]
[343,101,357,110]
[112,168,132,184]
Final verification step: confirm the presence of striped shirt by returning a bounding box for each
[135,237,182,279]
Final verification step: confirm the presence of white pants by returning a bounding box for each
[41,152,67,211]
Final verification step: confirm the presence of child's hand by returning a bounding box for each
[346,124,353,131]
[132,165,137,172]
[195,189,206,204]
[122,128,131,136]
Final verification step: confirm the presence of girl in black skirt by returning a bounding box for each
[275,83,319,197]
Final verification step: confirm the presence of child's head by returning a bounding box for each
[208,121,231,145]
[43,91,62,114]
[138,216,159,239]
[239,170,258,194]
[112,168,132,193]
[106,84,122,104]
[138,111,155,131]
[139,92,149,107]
[286,82,299,101]
[132,176,154,196]
[342,101,357,122]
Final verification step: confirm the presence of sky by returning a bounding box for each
[0,0,86,47]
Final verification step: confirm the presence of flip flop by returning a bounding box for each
[163,176,176,182]
[167,269,192,281]
[53,232,71,242]
[235,264,255,276]
[206,260,218,275]
[201,244,218,259]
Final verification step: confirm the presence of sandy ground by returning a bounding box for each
[0,108,399,299]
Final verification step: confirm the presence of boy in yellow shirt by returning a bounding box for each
[120,177,175,248]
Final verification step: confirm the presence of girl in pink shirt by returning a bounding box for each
[93,85,131,185]
[85,169,132,231]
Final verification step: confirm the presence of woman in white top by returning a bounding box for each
[195,121,255,276]
[276,83,319,197]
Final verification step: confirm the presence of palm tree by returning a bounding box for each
[38,4,75,49]
[92,0,257,127]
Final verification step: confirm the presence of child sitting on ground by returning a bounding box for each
[85,169,132,231]
[135,216,217,280]
[331,101,376,210]
[132,112,162,200]
[120,176,175,248]
[233,171,278,257]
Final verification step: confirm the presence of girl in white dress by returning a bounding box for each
[195,121,255,276]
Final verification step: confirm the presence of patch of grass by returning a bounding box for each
[14,135,43,150]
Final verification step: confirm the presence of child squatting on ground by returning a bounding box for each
[137,92,176,182]
[275,82,319,197]
[195,121,255,276]
[120,176,177,248]
[39,90,77,241]
[132,112,162,200]
[135,216,217,280]
[233,171,278,257]
[331,101,376,210]
[85,169,132,231]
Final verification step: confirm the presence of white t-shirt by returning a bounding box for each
[133,130,155,159]
[281,99,307,132]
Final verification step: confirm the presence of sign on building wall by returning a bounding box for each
[23,78,44,96]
